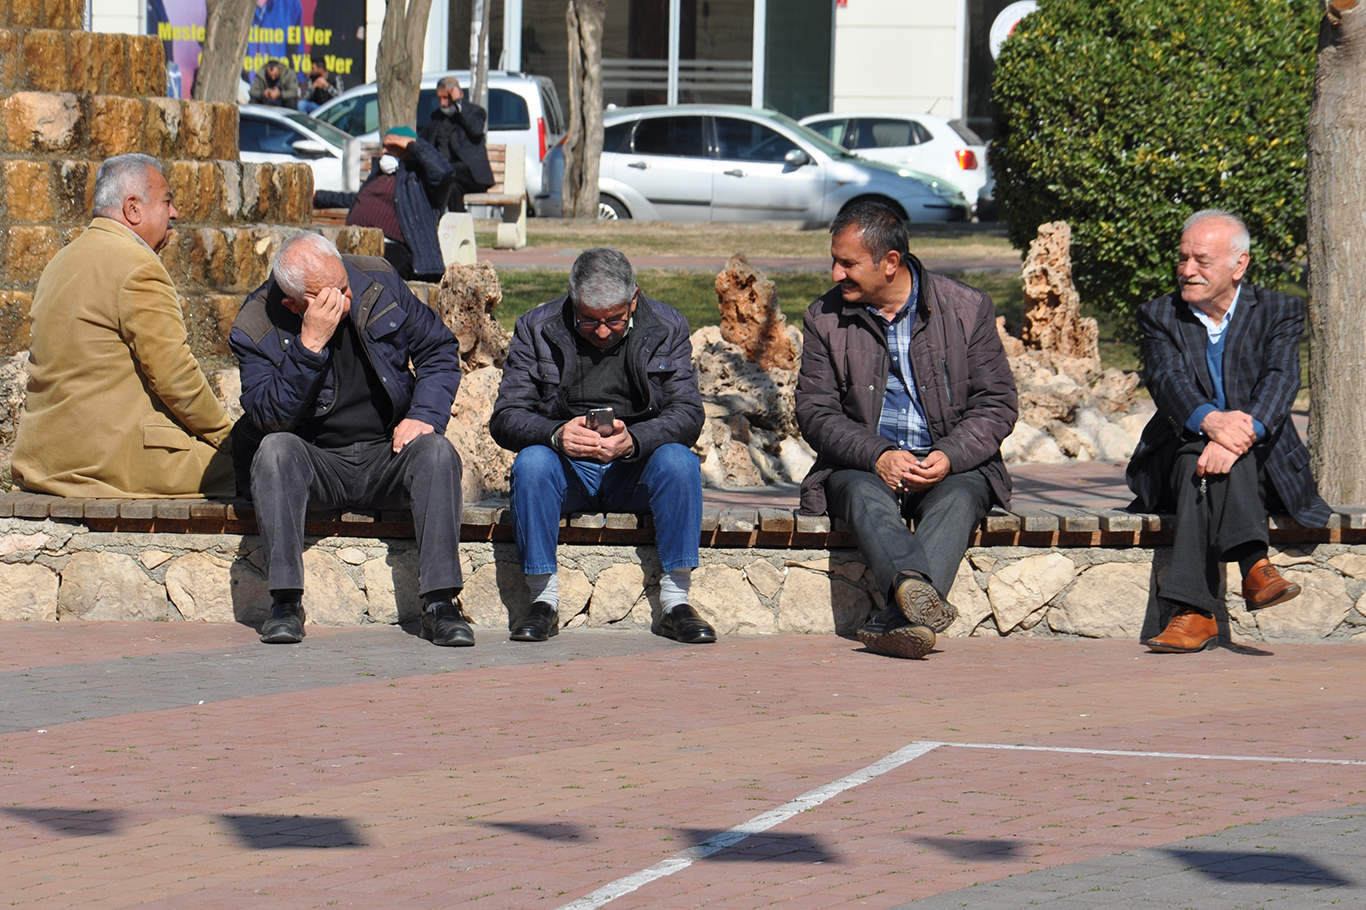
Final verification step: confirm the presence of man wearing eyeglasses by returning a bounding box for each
[490,247,713,644]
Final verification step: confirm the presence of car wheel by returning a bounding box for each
[599,195,630,220]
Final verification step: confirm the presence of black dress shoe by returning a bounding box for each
[657,604,717,644]
[420,602,475,647]
[510,601,559,642]
[260,601,305,644]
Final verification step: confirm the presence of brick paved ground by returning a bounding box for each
[3,624,1363,909]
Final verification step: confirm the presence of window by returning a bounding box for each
[631,116,706,157]
[239,116,305,155]
[804,119,847,147]
[486,89,530,131]
[602,121,632,153]
[856,118,918,149]
[315,95,376,137]
[714,117,800,163]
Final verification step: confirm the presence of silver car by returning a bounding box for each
[538,105,969,222]
[238,105,358,193]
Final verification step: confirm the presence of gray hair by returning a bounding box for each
[1184,209,1251,265]
[92,154,162,218]
[271,232,344,301]
[436,76,462,91]
[568,247,636,312]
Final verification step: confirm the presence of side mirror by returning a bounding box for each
[784,148,812,167]
[291,138,332,159]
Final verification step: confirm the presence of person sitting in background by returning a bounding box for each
[298,54,343,114]
[313,127,453,282]
[420,76,494,212]
[248,59,299,109]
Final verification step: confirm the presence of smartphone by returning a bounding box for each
[586,407,615,435]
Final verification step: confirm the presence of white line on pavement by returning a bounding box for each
[552,740,943,910]
[554,737,1366,909]
[931,741,1366,765]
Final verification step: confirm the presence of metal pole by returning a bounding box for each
[667,0,680,106]
[750,0,766,108]
[952,0,967,120]
[502,0,523,71]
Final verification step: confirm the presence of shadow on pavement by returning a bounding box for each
[481,820,593,841]
[2,807,127,836]
[218,814,368,849]
[912,835,1028,861]
[1159,847,1354,886]
[678,828,840,863]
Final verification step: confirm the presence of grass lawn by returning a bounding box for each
[494,266,1143,372]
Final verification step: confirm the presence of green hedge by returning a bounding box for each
[991,0,1320,340]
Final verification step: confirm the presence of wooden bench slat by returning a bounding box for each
[1013,508,1059,533]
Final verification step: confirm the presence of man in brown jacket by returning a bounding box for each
[796,201,1017,659]
[13,154,234,498]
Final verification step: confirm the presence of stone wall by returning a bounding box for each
[3,515,1363,643]
[0,0,383,365]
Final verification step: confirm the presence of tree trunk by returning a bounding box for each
[470,0,492,110]
[562,0,607,220]
[1307,0,1366,504]
[192,0,255,104]
[376,0,437,135]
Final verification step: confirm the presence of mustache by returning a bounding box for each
[1178,275,1208,285]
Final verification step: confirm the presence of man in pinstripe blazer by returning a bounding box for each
[1126,210,1330,653]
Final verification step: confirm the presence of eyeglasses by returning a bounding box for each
[575,314,630,332]
[573,291,637,332]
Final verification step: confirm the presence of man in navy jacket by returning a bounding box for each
[1127,210,1330,653]
[230,233,469,647]
[489,248,714,645]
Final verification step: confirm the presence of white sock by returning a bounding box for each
[527,572,559,610]
[659,568,692,613]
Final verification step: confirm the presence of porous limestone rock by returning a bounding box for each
[1048,562,1151,638]
[943,559,993,637]
[688,565,773,634]
[434,261,510,371]
[337,547,367,565]
[1000,420,1068,465]
[1268,548,1315,568]
[1252,568,1351,640]
[460,561,523,630]
[164,552,270,624]
[300,549,369,625]
[691,326,798,437]
[1019,221,1100,366]
[0,562,58,621]
[58,551,173,621]
[987,553,1076,632]
[0,351,30,459]
[777,436,816,484]
[210,368,243,422]
[588,562,653,626]
[714,253,799,372]
[777,566,872,635]
[556,568,595,623]
[744,559,785,601]
[446,365,517,501]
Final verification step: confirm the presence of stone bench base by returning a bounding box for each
[3,510,1364,643]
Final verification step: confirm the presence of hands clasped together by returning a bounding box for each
[876,449,951,493]
[1197,409,1257,477]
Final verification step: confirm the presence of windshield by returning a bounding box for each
[278,111,351,149]
[767,111,859,159]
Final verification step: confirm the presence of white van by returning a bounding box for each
[312,70,566,213]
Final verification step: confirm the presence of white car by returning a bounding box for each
[311,70,566,211]
[237,105,357,193]
[536,105,969,223]
[799,112,990,213]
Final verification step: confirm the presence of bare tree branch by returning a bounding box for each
[192,0,255,104]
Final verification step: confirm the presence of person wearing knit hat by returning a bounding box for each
[313,125,452,280]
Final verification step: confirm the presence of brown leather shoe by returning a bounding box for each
[1241,558,1301,610]
[1141,608,1218,653]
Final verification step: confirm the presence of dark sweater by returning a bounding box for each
[308,318,392,448]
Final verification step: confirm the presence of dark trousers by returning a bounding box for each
[1161,439,1270,613]
[251,433,463,597]
[825,467,991,601]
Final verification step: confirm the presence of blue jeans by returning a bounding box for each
[509,443,702,575]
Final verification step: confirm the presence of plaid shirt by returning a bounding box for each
[867,270,932,451]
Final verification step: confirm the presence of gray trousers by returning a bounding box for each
[825,467,991,601]
[251,433,463,597]
[1161,438,1270,613]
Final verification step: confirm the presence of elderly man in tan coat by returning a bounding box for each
[12,154,234,498]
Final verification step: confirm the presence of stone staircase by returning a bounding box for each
[0,0,382,367]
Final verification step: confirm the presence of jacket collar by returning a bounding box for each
[837,253,930,335]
